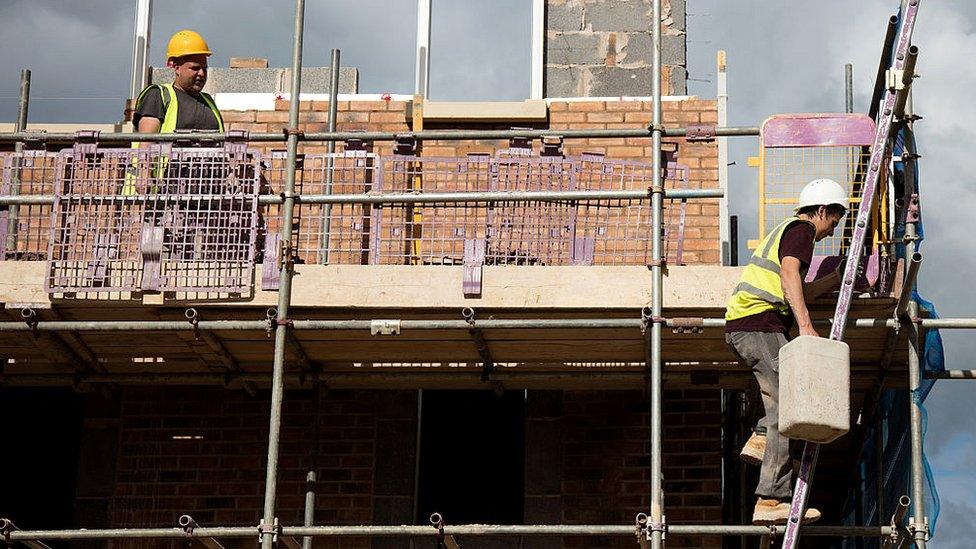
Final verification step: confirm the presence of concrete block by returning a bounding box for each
[668,0,686,31]
[230,57,268,69]
[779,336,850,443]
[282,67,359,94]
[546,32,604,65]
[545,66,585,97]
[546,1,584,31]
[585,0,652,32]
[152,66,359,94]
[620,32,652,66]
[662,33,686,66]
[589,65,652,97]
[149,67,174,86]
[207,68,283,93]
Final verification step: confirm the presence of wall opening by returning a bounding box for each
[0,388,83,538]
[416,390,525,525]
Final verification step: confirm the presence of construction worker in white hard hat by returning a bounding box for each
[133,29,223,135]
[724,178,849,526]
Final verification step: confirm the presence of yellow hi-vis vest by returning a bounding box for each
[725,216,815,322]
[124,83,224,195]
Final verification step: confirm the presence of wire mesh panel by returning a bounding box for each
[372,153,690,266]
[46,146,261,296]
[574,154,690,265]
[376,155,496,265]
[0,151,60,259]
[759,114,876,256]
[489,155,579,265]
[262,151,379,266]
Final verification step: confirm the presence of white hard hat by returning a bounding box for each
[796,178,849,212]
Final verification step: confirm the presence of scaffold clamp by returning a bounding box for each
[73,130,100,158]
[266,308,277,337]
[179,514,198,537]
[258,517,281,544]
[370,319,401,336]
[541,135,564,157]
[670,317,704,334]
[686,124,716,142]
[185,308,200,340]
[20,307,38,337]
[282,127,305,140]
[0,518,13,547]
[395,135,418,156]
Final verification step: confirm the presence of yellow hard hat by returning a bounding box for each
[166,29,212,59]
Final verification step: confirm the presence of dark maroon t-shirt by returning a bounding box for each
[726,221,815,335]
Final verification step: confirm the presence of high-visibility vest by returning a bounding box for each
[725,216,815,322]
[125,83,224,194]
[134,82,223,134]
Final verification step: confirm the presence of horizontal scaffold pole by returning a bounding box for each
[0,126,761,145]
[0,188,723,207]
[0,317,968,333]
[4,523,894,541]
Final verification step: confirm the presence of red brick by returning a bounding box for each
[256,110,290,123]
[586,112,625,123]
[568,101,606,112]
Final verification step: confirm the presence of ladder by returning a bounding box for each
[781,1,921,547]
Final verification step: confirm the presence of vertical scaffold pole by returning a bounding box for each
[5,69,30,255]
[902,100,928,548]
[319,48,341,264]
[261,0,305,547]
[649,0,665,547]
[302,380,322,549]
[845,63,854,113]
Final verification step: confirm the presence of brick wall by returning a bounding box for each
[560,389,722,549]
[226,97,720,265]
[104,388,722,549]
[108,388,379,549]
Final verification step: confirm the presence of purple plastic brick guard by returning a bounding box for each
[762,113,876,148]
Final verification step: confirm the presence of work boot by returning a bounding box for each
[739,432,766,466]
[752,497,822,526]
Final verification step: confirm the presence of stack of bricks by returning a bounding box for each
[225,97,719,265]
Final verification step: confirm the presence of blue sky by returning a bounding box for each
[0,0,973,545]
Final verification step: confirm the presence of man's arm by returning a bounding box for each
[782,255,818,337]
[137,116,161,133]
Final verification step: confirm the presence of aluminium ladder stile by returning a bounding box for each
[781,1,921,548]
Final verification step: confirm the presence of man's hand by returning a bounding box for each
[834,256,847,278]
[798,323,820,338]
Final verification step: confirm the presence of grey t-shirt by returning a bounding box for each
[133,86,222,131]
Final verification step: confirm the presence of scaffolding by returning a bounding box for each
[0,0,967,547]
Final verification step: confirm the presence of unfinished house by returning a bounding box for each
[0,1,955,549]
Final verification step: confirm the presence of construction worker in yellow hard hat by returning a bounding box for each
[724,178,850,526]
[126,30,225,196]
[132,29,223,135]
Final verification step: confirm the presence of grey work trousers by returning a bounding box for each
[725,331,793,499]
